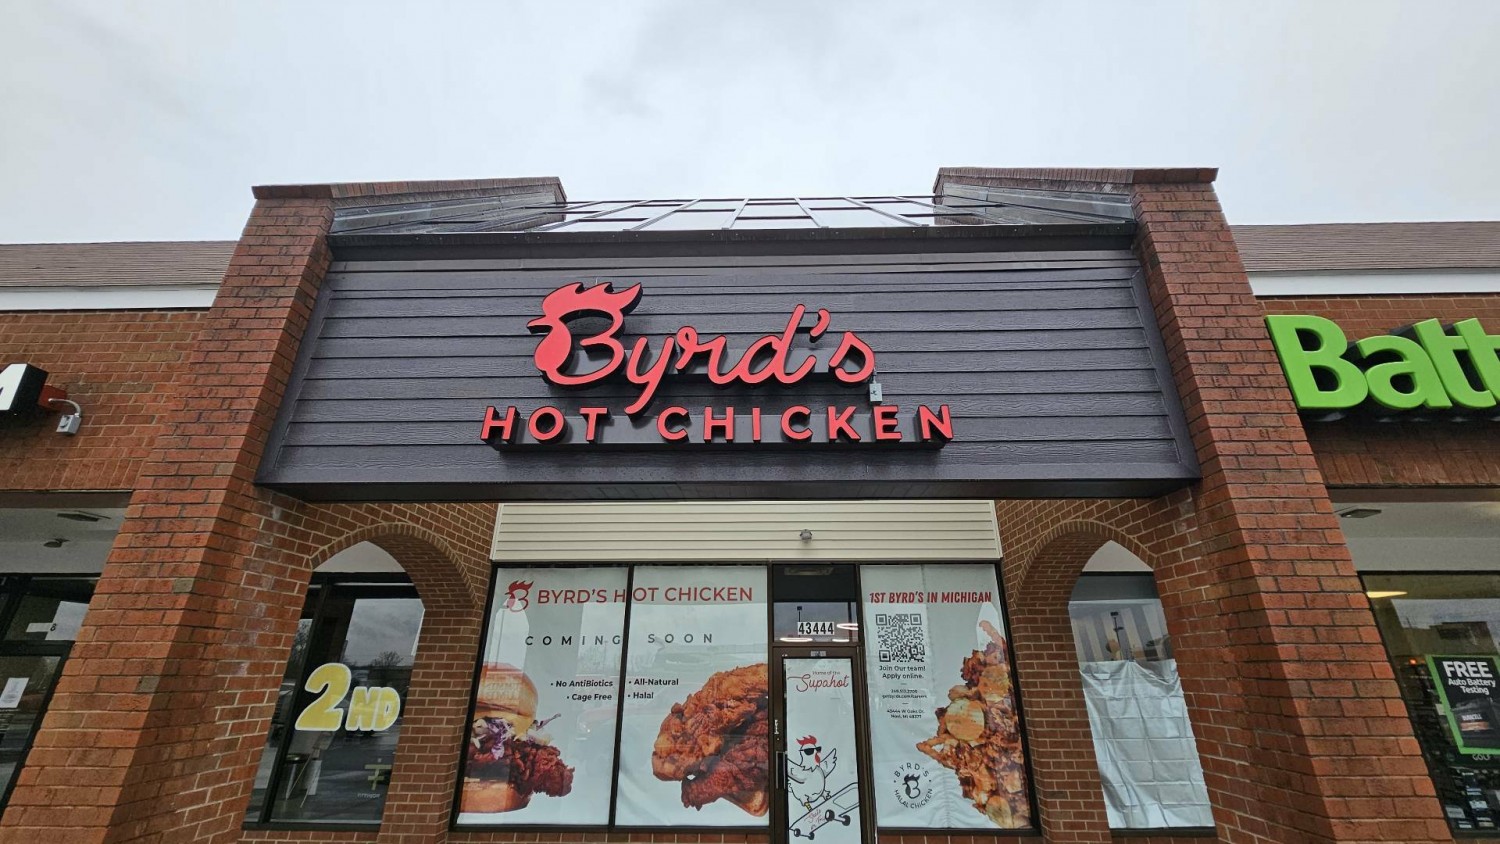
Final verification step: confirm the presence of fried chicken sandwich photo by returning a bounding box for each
[652,662,770,817]
[462,663,575,813]
[916,621,1031,828]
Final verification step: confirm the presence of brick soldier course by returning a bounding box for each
[0,169,1492,843]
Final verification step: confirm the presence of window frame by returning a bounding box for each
[0,574,97,812]
[1068,572,1215,837]
[1359,569,1500,838]
[242,571,419,831]
[451,560,1041,838]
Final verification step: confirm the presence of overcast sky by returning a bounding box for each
[1,1,1497,242]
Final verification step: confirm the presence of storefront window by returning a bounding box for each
[245,578,423,826]
[0,576,96,808]
[615,566,768,826]
[860,564,1032,830]
[1366,573,1500,833]
[456,567,628,826]
[456,563,1037,833]
[246,585,320,820]
[1069,573,1212,830]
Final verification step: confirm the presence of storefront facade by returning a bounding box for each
[0,169,1495,844]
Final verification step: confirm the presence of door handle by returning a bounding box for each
[775,750,785,790]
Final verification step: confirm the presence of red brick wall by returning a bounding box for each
[1257,294,1500,488]
[0,309,204,491]
[0,200,499,844]
[946,168,1453,844]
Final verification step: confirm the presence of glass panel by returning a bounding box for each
[4,578,95,642]
[859,564,1031,829]
[861,200,938,214]
[616,566,769,826]
[642,211,734,231]
[0,655,62,803]
[772,603,859,644]
[810,209,908,228]
[773,565,859,645]
[268,590,423,824]
[1366,573,1500,833]
[1069,575,1173,664]
[781,656,863,844]
[457,568,627,826]
[1069,574,1212,829]
[732,218,818,229]
[554,218,650,232]
[246,585,321,821]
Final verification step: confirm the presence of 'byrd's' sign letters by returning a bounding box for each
[481,282,954,448]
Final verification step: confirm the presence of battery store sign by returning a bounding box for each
[1267,315,1500,417]
[481,282,954,448]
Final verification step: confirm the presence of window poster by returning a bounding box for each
[860,564,1031,829]
[1429,655,1500,754]
[614,566,770,827]
[456,567,627,826]
[783,656,865,844]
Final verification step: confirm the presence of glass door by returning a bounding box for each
[773,647,873,844]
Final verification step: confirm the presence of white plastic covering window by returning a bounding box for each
[1080,659,1214,829]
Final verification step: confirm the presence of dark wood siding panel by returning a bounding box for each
[258,245,1198,500]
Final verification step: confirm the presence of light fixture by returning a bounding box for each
[799,529,813,542]
[1337,508,1383,519]
[836,622,859,631]
[57,511,105,523]
[831,637,850,643]
[1366,590,1408,599]
[779,636,813,643]
[42,538,68,549]
[47,397,82,436]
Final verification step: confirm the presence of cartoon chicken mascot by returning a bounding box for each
[787,735,838,811]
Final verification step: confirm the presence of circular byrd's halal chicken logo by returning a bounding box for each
[891,760,935,809]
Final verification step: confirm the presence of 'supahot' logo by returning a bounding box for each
[503,579,533,612]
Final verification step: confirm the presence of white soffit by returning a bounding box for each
[1334,500,1500,572]
[0,284,218,310]
[0,506,127,574]
[1251,269,1500,297]
[492,500,1002,562]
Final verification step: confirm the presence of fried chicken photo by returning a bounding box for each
[916,621,1031,828]
[652,662,770,816]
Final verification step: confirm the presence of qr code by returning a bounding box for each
[875,613,926,664]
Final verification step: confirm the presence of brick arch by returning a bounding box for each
[308,521,484,611]
[299,520,488,844]
[1001,518,1147,844]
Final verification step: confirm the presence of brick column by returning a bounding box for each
[1129,173,1448,844]
[940,167,1452,843]
[0,194,336,843]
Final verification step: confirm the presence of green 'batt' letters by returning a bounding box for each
[1265,315,1500,414]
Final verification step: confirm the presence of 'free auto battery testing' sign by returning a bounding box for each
[1429,655,1500,754]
